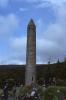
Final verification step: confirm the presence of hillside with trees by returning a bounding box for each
[0,61,66,86]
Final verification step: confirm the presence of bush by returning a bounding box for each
[19,85,32,96]
[38,86,66,100]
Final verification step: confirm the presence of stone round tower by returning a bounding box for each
[25,19,36,85]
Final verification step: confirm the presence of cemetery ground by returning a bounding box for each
[0,85,66,100]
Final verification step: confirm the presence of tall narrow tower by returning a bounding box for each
[25,19,36,85]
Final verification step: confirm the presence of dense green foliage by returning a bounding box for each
[38,86,66,100]
[0,61,66,87]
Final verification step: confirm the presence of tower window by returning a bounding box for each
[32,76,33,81]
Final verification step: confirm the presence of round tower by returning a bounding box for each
[25,19,36,85]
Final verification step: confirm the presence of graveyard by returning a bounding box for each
[0,85,66,100]
[0,61,66,99]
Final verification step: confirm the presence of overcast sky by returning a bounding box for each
[0,0,66,64]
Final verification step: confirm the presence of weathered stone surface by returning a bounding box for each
[25,19,36,85]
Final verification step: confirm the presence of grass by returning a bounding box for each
[39,86,66,100]
[0,85,66,100]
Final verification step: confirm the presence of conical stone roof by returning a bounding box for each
[28,19,35,26]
